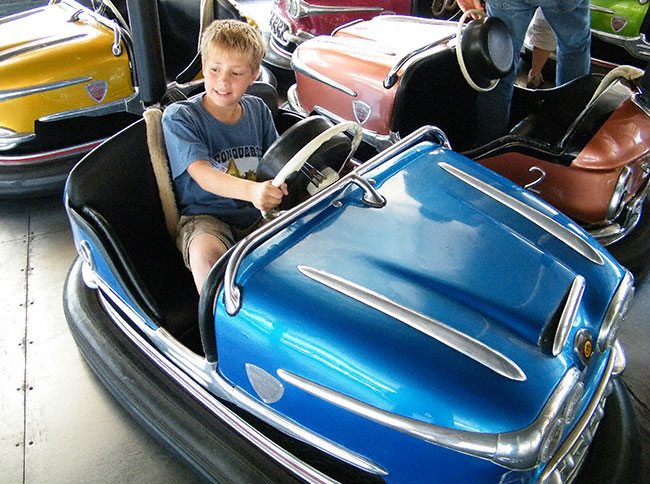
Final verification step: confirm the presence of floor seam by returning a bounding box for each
[22,209,32,484]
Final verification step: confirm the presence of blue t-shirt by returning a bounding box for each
[162,94,278,228]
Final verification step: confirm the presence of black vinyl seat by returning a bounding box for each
[65,119,200,348]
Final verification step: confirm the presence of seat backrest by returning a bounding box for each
[159,0,245,82]
[508,75,604,149]
[66,118,199,344]
[392,49,479,152]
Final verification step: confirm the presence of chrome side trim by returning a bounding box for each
[287,0,384,20]
[0,131,36,151]
[553,276,586,356]
[279,367,583,470]
[297,265,526,382]
[439,162,605,265]
[0,33,87,64]
[0,76,92,103]
[39,91,142,121]
[589,5,616,15]
[612,340,627,377]
[591,30,650,60]
[0,7,47,25]
[87,267,385,478]
[291,49,358,97]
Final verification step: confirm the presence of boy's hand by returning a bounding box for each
[251,180,289,211]
[457,0,485,19]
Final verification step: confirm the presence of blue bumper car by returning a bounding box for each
[63,115,640,483]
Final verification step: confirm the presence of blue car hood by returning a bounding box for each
[219,142,622,433]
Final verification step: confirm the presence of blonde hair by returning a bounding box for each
[200,19,265,71]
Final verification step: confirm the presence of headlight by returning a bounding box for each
[562,381,584,424]
[598,271,635,352]
[539,417,565,463]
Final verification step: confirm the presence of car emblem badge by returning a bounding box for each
[85,80,108,103]
[246,363,284,403]
[353,100,372,125]
[611,16,628,32]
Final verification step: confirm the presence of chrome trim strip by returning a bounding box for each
[39,91,141,121]
[598,271,635,353]
[84,264,384,478]
[372,15,456,27]
[0,33,87,64]
[278,368,499,460]
[297,265,526,382]
[439,162,605,265]
[589,5,616,15]
[291,49,357,97]
[286,84,311,117]
[0,131,36,151]
[287,0,384,20]
[0,7,47,25]
[0,76,92,103]
[606,166,633,220]
[279,367,582,470]
[384,32,456,88]
[591,30,650,60]
[553,276,586,356]
[539,346,619,483]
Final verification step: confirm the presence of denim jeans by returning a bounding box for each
[475,0,591,144]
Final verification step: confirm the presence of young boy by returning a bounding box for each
[162,19,287,293]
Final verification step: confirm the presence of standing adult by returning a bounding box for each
[457,0,591,145]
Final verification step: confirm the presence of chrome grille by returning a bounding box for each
[539,348,618,484]
[552,387,608,483]
[269,9,292,47]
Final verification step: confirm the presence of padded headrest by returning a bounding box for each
[460,16,514,88]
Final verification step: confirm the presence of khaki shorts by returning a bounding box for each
[176,214,262,268]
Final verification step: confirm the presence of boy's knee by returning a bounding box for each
[189,233,227,267]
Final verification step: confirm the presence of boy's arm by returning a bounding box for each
[187,159,288,212]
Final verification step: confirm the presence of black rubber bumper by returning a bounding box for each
[63,258,306,484]
[0,148,88,199]
[574,374,642,484]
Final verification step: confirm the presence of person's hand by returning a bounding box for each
[251,180,289,211]
[457,0,485,20]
